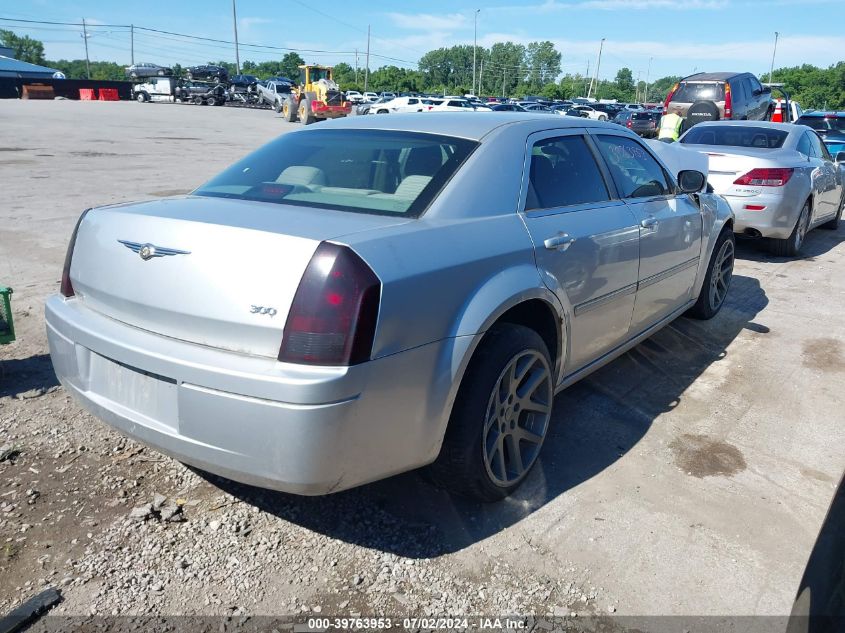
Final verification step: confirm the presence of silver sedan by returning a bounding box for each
[679,121,845,256]
[47,114,734,501]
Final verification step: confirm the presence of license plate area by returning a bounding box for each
[88,352,179,430]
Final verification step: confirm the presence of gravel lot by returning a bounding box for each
[1,100,844,623]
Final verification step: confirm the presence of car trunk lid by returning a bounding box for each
[678,144,795,195]
[68,196,409,358]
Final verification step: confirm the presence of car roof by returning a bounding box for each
[798,111,845,118]
[682,72,745,82]
[317,111,621,141]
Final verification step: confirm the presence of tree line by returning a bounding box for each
[3,29,843,109]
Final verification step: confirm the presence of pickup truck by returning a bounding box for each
[255,80,292,109]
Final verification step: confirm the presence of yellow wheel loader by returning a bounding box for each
[277,65,352,125]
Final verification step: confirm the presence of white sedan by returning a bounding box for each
[678,121,844,256]
[429,98,492,112]
[569,105,609,121]
[368,96,427,114]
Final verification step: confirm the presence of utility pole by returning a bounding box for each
[354,48,358,84]
[502,68,506,98]
[584,59,590,97]
[364,24,370,91]
[232,0,240,74]
[82,18,91,79]
[635,70,641,103]
[588,38,605,100]
[472,9,480,96]
[130,24,134,65]
[644,56,652,103]
[769,31,779,83]
[478,58,484,96]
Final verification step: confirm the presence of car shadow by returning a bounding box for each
[201,274,768,558]
[735,224,845,262]
[0,353,60,399]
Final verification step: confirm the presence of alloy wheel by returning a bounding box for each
[482,350,552,487]
[708,238,734,311]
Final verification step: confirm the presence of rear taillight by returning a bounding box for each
[734,168,794,187]
[279,242,380,366]
[626,119,632,128]
[60,209,90,298]
[663,82,679,115]
[724,82,732,119]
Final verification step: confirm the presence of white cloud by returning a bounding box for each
[386,12,468,31]
[239,17,272,29]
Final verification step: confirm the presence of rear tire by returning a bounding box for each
[282,97,297,122]
[687,227,735,320]
[769,201,810,256]
[428,324,554,502]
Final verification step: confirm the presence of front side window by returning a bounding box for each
[526,136,610,210]
[595,135,671,199]
[194,130,478,217]
[808,132,832,160]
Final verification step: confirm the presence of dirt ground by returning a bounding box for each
[1,100,843,624]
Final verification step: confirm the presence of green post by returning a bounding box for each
[0,287,15,344]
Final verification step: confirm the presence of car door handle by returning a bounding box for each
[640,217,659,230]
[544,233,576,251]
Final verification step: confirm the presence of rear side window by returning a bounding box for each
[681,125,788,149]
[526,136,610,210]
[594,135,671,199]
[194,130,478,217]
[797,133,812,157]
[672,82,725,103]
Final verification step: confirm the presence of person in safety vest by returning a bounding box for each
[658,111,687,142]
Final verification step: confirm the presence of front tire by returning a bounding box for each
[770,200,810,256]
[428,324,554,502]
[820,194,843,230]
[299,99,316,125]
[135,92,148,103]
[687,227,735,320]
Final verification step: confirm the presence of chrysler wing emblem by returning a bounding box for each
[118,240,191,261]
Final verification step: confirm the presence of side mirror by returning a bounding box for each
[836,151,845,164]
[678,169,706,194]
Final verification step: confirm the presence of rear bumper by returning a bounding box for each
[46,296,460,495]
[718,188,804,239]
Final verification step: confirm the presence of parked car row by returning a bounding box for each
[125,63,231,83]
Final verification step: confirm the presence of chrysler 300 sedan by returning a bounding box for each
[679,121,845,257]
[47,114,735,501]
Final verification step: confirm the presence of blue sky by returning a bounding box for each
[3,0,844,82]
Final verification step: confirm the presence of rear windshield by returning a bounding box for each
[672,82,725,104]
[194,130,478,217]
[633,112,656,120]
[681,125,788,149]
[796,116,845,133]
